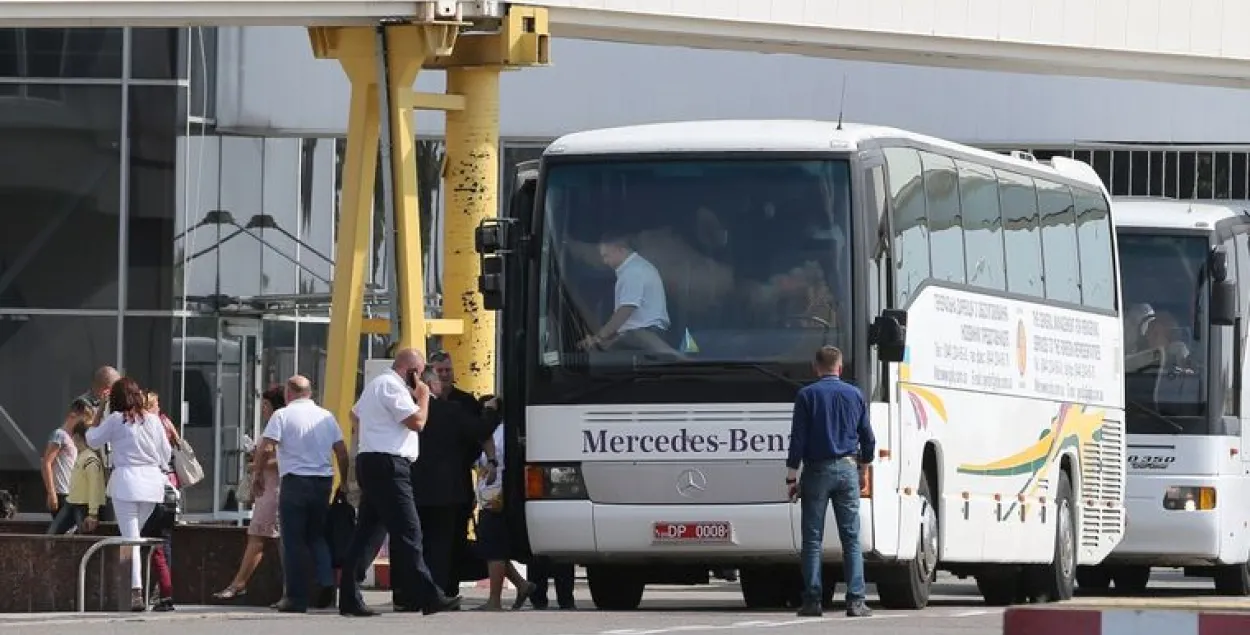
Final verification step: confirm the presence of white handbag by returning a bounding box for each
[172,437,205,487]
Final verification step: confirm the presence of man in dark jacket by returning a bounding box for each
[411,369,498,598]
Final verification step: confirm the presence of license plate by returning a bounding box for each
[652,521,733,543]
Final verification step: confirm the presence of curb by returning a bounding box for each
[1004,606,1250,635]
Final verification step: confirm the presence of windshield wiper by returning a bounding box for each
[1126,397,1185,433]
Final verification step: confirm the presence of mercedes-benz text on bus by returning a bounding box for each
[1075,198,1250,595]
[474,121,1127,611]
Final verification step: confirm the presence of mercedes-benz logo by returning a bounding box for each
[676,469,708,498]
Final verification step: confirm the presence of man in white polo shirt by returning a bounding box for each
[580,231,671,352]
[255,375,349,613]
[338,348,461,618]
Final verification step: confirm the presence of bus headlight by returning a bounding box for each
[1163,486,1216,511]
[525,464,588,500]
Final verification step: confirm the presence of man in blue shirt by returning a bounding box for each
[786,345,875,618]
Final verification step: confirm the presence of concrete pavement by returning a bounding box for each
[0,569,1242,635]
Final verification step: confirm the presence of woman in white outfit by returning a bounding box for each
[86,377,173,611]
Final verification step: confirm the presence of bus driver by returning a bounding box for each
[579,232,672,353]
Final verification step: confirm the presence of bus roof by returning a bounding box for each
[545,120,1102,188]
[1112,197,1250,231]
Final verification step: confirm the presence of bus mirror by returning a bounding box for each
[479,256,505,310]
[870,310,908,363]
[1211,279,1236,326]
[1210,246,1230,283]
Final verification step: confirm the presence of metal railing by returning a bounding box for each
[77,537,167,613]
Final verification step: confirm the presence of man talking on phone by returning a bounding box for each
[785,346,875,618]
[338,348,460,617]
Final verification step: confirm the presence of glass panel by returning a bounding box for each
[128,85,181,311]
[0,84,122,310]
[187,27,217,118]
[502,143,547,209]
[1118,232,1208,434]
[919,151,965,284]
[1036,180,1081,304]
[170,316,218,514]
[0,314,117,483]
[1074,190,1116,310]
[129,27,180,80]
[0,28,123,79]
[998,170,1044,297]
[122,315,175,415]
[537,158,852,389]
[956,160,1006,291]
[884,147,929,306]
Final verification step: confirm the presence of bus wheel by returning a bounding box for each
[1026,470,1077,602]
[1213,561,1250,596]
[1075,566,1113,592]
[587,566,645,610]
[878,472,937,609]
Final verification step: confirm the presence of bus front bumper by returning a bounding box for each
[525,500,876,562]
[1105,476,1227,566]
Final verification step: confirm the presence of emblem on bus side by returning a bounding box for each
[1016,318,1028,377]
[676,469,708,498]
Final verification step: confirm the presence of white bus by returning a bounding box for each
[1075,198,1250,595]
[475,120,1127,610]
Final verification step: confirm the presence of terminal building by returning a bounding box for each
[2,24,1248,516]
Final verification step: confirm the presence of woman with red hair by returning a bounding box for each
[85,377,173,611]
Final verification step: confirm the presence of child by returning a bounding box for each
[65,406,105,533]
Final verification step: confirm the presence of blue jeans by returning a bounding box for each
[800,457,865,605]
[279,474,335,608]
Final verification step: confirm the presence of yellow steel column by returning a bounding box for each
[309,27,380,465]
[442,67,501,398]
[384,26,433,350]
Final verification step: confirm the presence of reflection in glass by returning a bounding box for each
[129,28,179,80]
[884,148,930,305]
[1036,180,1080,304]
[920,152,965,284]
[1117,232,1209,435]
[998,171,1044,297]
[129,85,181,311]
[0,28,123,79]
[538,158,852,377]
[0,84,122,310]
[0,314,116,471]
[957,161,1006,291]
[1074,191,1115,310]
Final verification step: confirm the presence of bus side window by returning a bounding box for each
[866,164,889,401]
[883,148,930,307]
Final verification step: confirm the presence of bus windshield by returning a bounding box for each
[1117,231,1209,434]
[534,158,853,401]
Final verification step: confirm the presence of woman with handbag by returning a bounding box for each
[213,386,285,600]
[85,378,173,612]
[472,399,536,611]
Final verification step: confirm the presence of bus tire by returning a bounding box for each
[587,566,645,610]
[877,472,937,610]
[1213,561,1250,596]
[1027,470,1077,602]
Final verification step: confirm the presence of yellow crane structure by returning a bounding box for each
[307,6,549,488]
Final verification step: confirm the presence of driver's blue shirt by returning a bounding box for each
[786,375,875,470]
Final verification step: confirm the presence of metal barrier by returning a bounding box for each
[77,537,167,613]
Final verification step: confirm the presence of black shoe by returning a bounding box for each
[340,605,378,617]
[796,602,823,617]
[153,598,176,612]
[558,602,577,610]
[530,600,549,611]
[312,587,336,610]
[422,595,461,615]
[846,601,872,618]
[393,603,420,613]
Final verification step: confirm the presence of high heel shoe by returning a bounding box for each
[212,585,247,600]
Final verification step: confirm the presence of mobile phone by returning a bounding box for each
[405,369,418,389]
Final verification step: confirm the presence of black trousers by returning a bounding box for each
[339,453,446,611]
[416,505,461,597]
[528,556,575,608]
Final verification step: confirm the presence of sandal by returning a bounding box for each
[212,586,248,600]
